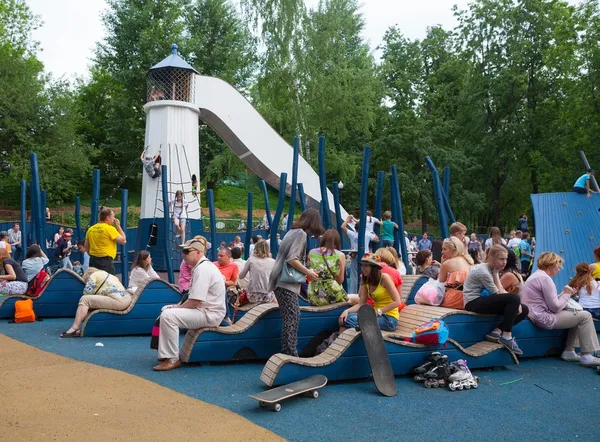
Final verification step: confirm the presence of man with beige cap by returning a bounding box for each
[154,236,226,371]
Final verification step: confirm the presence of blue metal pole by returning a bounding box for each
[271,173,288,258]
[40,190,47,250]
[75,196,82,242]
[297,183,307,211]
[390,175,400,251]
[374,171,384,237]
[332,181,347,291]
[207,189,217,262]
[29,181,37,246]
[20,180,27,257]
[161,165,174,283]
[120,189,129,288]
[358,147,371,262]
[259,180,272,231]
[244,192,253,260]
[391,165,409,267]
[287,136,300,231]
[318,136,332,229]
[91,169,101,225]
[425,156,450,239]
[443,167,450,201]
[29,153,43,250]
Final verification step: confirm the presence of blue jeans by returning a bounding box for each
[344,312,398,331]
[12,244,22,262]
[584,307,600,320]
[382,240,394,248]
[220,292,232,327]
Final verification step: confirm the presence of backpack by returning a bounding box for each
[14,299,36,323]
[412,318,449,345]
[27,269,50,297]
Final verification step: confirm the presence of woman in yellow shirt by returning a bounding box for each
[592,246,600,280]
[339,253,402,331]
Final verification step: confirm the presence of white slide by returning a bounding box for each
[193,75,347,221]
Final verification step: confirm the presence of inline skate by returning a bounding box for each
[413,352,447,382]
[447,360,479,391]
[423,359,456,388]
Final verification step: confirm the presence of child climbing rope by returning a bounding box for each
[169,190,189,245]
[141,149,162,179]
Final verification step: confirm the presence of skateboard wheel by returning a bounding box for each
[274,403,281,412]
[259,401,266,407]
[311,390,319,399]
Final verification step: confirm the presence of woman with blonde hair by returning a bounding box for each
[385,247,407,276]
[239,240,276,303]
[375,247,406,311]
[462,245,529,354]
[522,253,600,367]
[60,267,131,337]
[439,237,472,309]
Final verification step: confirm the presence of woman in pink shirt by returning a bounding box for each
[521,252,600,368]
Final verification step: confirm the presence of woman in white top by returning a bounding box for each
[169,190,189,245]
[569,262,600,319]
[22,245,50,282]
[484,227,507,249]
[239,240,276,303]
[128,251,159,293]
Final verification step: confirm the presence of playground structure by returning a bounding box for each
[7,44,600,387]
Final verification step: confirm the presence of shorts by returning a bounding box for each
[344,311,398,331]
[573,186,587,194]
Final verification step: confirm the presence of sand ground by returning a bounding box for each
[0,334,282,441]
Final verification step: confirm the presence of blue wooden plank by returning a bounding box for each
[0,297,18,319]
[83,319,156,337]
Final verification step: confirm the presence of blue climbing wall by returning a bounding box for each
[531,192,600,288]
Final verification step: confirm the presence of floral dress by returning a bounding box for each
[307,248,347,306]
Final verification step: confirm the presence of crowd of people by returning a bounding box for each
[2,202,599,371]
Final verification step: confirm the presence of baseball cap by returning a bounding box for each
[182,236,208,253]
[587,168,595,173]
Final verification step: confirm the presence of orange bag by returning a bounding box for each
[14,299,36,323]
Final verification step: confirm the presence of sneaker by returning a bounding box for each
[580,356,600,368]
[560,351,581,362]
[499,336,523,355]
[485,331,501,343]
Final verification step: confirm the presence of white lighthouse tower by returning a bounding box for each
[137,44,202,269]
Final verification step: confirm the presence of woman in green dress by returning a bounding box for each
[307,229,347,306]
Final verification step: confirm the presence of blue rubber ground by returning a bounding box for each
[2,319,599,441]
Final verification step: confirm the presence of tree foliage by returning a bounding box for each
[4,0,600,233]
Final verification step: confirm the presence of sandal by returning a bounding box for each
[60,329,81,338]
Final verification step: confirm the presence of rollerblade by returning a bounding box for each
[423,359,455,388]
[413,352,447,382]
[447,360,479,391]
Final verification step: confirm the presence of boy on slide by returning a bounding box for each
[573,168,597,198]
[141,149,161,179]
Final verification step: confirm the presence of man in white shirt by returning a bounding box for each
[7,224,21,261]
[507,230,522,251]
[154,236,226,371]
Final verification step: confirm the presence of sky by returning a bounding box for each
[26,0,581,79]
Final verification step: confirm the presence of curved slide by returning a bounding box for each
[531,192,600,288]
[194,75,348,219]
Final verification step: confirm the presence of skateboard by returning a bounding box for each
[357,304,397,397]
[249,374,327,412]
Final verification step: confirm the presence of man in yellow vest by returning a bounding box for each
[84,208,126,275]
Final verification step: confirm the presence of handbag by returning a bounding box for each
[565,298,583,312]
[281,262,306,284]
